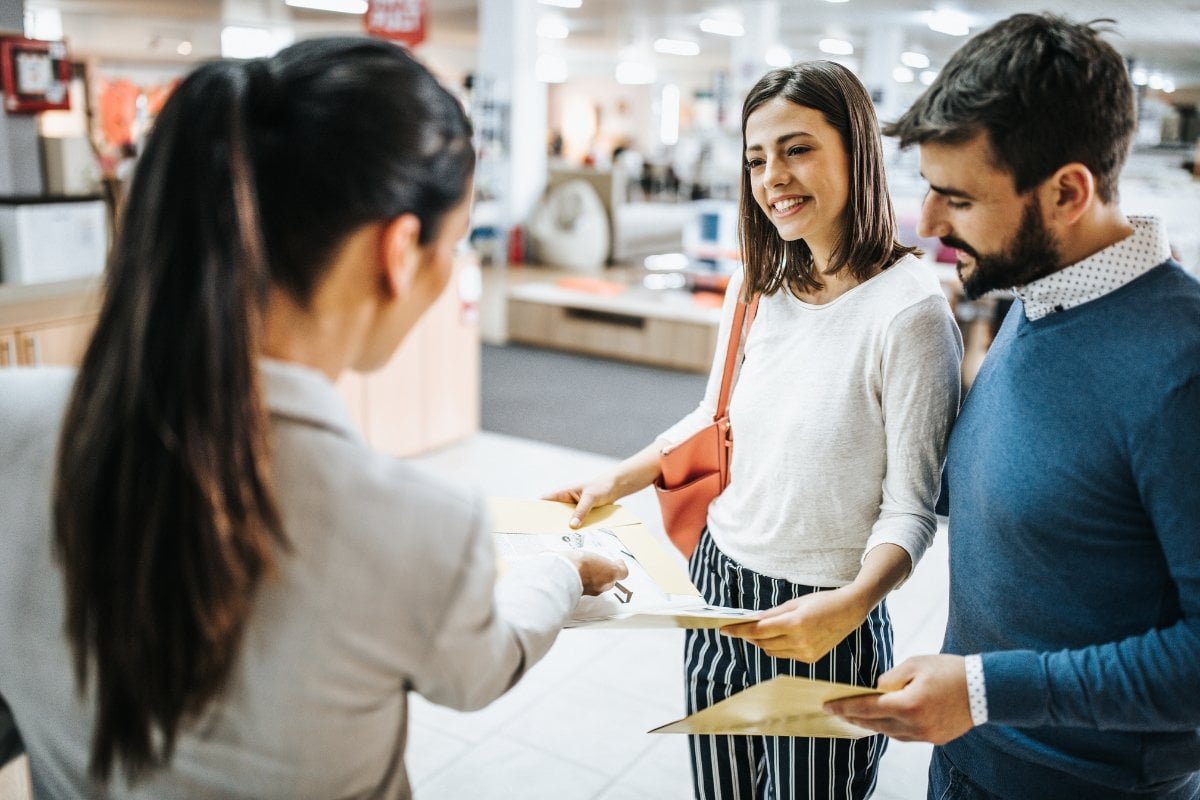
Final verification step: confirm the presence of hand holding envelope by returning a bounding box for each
[650,675,887,739]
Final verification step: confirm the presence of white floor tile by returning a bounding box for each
[406,725,472,789]
[595,736,694,800]
[415,735,611,800]
[499,670,681,778]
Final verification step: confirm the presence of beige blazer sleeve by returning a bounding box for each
[409,493,582,711]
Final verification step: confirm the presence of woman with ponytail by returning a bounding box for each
[0,38,624,799]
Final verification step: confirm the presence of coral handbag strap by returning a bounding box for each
[714,293,761,420]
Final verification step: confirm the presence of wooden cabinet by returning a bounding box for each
[507,282,719,373]
[0,260,480,458]
[0,316,98,367]
[0,277,101,368]
[338,258,481,456]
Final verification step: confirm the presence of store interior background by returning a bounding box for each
[0,1,1197,798]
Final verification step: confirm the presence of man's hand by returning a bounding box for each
[824,654,975,744]
[721,587,868,662]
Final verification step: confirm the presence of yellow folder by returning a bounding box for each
[649,675,884,739]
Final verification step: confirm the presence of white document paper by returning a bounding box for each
[490,499,758,629]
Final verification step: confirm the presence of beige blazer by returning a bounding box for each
[0,359,581,799]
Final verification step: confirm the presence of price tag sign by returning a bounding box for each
[365,0,427,47]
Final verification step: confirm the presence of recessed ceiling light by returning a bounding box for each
[927,9,970,36]
[901,51,930,69]
[1131,67,1149,86]
[765,45,792,67]
[700,18,745,37]
[893,66,915,83]
[818,38,854,56]
[536,55,568,83]
[284,0,366,13]
[537,17,569,39]
[654,38,700,56]
[176,40,193,56]
[919,70,938,85]
[615,62,656,85]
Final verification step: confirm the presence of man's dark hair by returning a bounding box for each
[884,13,1135,203]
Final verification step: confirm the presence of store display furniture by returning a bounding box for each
[0,257,481,458]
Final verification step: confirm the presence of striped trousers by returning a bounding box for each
[684,528,893,800]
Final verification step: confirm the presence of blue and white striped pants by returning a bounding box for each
[684,528,893,800]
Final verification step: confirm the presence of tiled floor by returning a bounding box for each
[409,430,950,800]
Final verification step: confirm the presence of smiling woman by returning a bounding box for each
[738,61,919,301]
[545,59,964,800]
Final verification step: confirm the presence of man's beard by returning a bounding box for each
[943,196,1062,300]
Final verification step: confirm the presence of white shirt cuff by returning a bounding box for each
[964,653,989,726]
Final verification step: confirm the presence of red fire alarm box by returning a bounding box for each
[1,37,71,114]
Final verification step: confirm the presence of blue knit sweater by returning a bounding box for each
[941,260,1200,798]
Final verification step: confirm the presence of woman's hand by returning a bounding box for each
[722,544,914,663]
[561,550,630,596]
[721,587,869,662]
[543,474,623,529]
[543,439,668,529]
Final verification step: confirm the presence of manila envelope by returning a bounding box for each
[650,675,884,739]
[488,497,698,597]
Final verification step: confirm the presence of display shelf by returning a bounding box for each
[506,279,721,373]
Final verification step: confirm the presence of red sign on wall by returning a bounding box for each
[365,0,427,47]
[0,37,71,114]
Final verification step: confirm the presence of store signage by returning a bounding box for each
[0,37,71,114]
[365,0,427,47]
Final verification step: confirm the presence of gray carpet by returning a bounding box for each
[481,344,708,458]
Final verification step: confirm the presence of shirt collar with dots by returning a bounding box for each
[1014,216,1172,321]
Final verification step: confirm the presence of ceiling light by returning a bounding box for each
[176,40,193,56]
[615,61,656,85]
[654,38,700,56]
[284,0,367,13]
[919,70,938,85]
[1131,67,1149,86]
[538,0,582,7]
[765,45,792,67]
[1148,73,1165,90]
[893,66,915,83]
[1163,78,1176,93]
[901,51,930,69]
[221,25,291,58]
[818,38,854,56]
[536,54,567,83]
[537,17,569,38]
[927,9,970,36]
[700,18,745,37]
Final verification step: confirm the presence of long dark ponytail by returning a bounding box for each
[53,38,473,782]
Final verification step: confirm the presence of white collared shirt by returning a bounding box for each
[1014,216,1172,321]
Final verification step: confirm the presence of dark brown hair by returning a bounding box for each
[739,60,917,299]
[53,38,473,782]
[884,14,1135,204]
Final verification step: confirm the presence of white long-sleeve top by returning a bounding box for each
[660,255,963,586]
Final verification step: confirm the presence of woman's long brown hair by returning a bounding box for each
[52,38,474,783]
